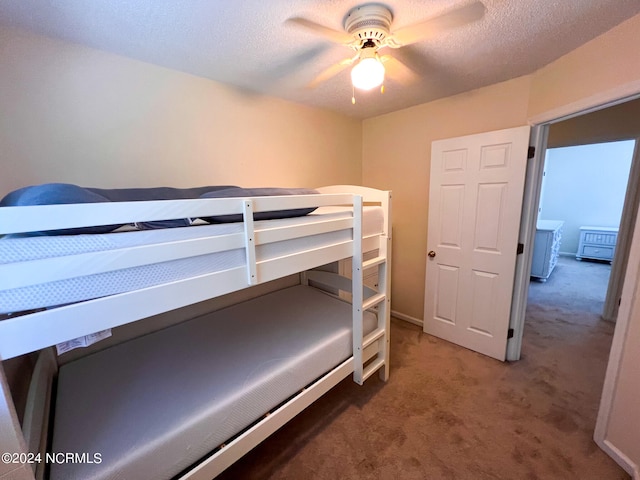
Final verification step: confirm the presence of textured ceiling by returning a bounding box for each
[1,1,639,119]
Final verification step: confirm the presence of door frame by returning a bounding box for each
[506,124,548,361]
[508,127,639,361]
[508,84,640,477]
[602,139,640,321]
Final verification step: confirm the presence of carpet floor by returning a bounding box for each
[218,256,629,479]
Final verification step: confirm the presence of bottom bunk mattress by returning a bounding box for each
[51,285,377,480]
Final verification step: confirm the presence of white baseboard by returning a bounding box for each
[391,310,423,327]
[597,438,639,478]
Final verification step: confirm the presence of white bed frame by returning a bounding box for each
[0,185,391,480]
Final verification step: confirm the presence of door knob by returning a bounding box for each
[428,250,436,258]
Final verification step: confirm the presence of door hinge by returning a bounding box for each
[507,328,514,339]
[517,243,524,254]
[528,146,536,159]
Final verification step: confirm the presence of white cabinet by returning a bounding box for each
[576,226,618,262]
[531,220,564,281]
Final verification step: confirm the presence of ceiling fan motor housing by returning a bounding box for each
[344,4,393,48]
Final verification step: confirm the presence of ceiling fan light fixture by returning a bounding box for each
[351,56,385,91]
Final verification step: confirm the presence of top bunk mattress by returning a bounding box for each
[51,284,377,480]
[0,206,383,313]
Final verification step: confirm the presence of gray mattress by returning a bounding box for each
[51,285,377,480]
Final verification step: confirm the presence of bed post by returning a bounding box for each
[242,199,258,286]
[351,194,365,384]
[22,349,57,480]
[0,364,36,480]
[378,191,392,381]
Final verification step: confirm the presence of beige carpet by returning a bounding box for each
[218,256,628,479]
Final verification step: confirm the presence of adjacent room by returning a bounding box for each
[1,2,640,479]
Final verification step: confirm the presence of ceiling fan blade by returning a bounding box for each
[380,55,419,86]
[286,17,353,45]
[307,57,356,89]
[387,1,486,47]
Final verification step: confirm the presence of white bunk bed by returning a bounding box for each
[0,185,392,480]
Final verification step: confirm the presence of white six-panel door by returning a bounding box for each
[423,126,531,361]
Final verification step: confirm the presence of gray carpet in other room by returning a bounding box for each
[218,256,628,479]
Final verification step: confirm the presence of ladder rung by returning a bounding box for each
[362,292,386,311]
[362,327,385,349]
[363,255,386,270]
[362,357,386,382]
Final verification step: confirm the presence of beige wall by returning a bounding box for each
[528,14,640,122]
[548,98,640,148]
[362,75,532,320]
[363,13,640,473]
[0,27,362,197]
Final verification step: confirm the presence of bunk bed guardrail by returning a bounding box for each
[0,188,390,364]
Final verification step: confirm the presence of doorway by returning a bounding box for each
[510,95,640,476]
[532,123,639,321]
[509,98,640,362]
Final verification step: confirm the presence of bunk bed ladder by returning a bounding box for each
[352,193,391,386]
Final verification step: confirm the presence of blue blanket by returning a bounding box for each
[1,183,319,235]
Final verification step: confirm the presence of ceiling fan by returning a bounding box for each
[286,2,486,98]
